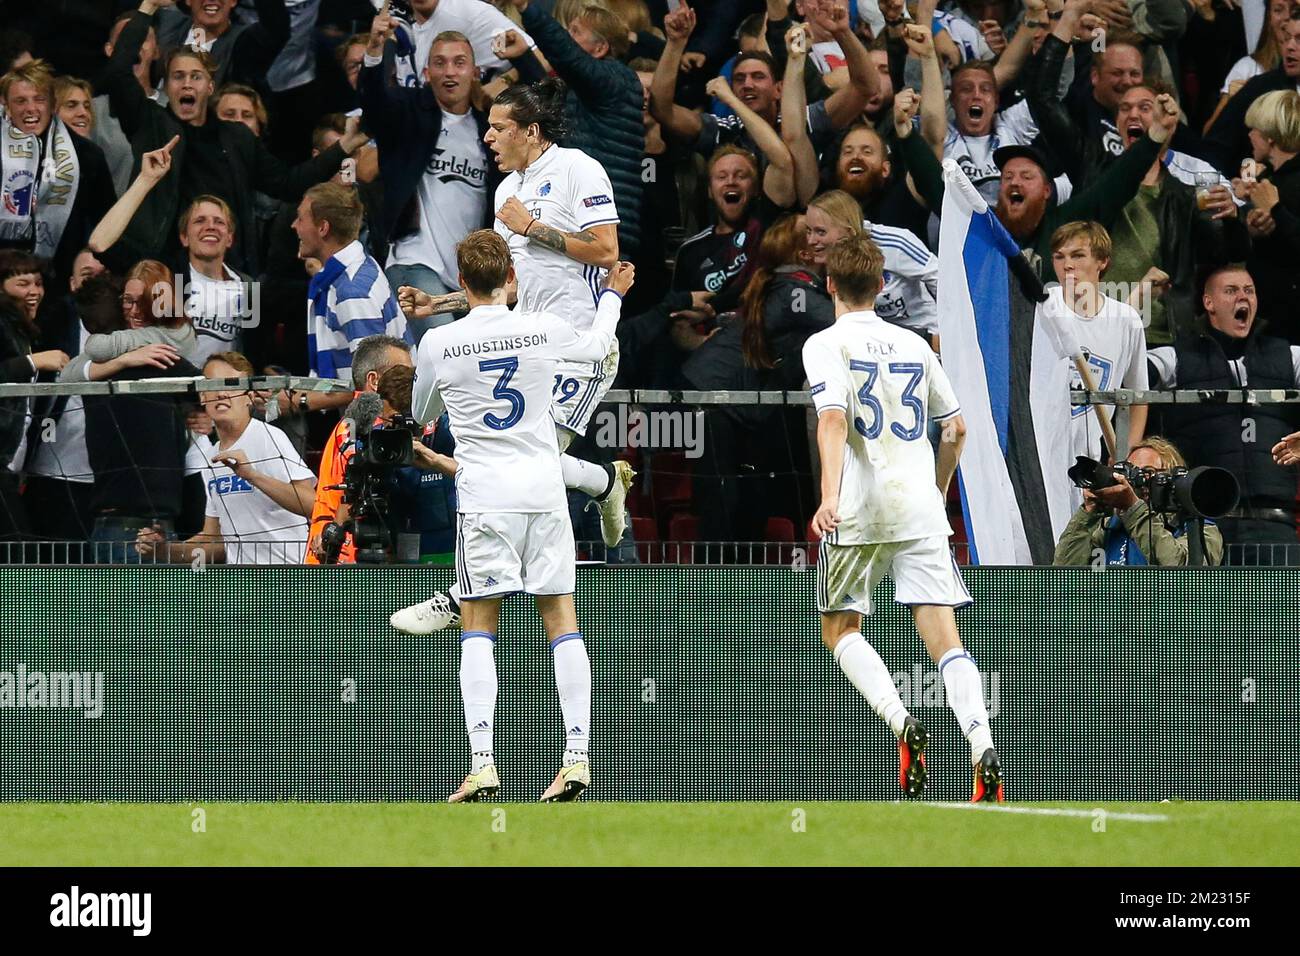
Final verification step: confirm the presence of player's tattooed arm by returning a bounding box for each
[397,285,467,318]
[526,221,619,268]
[527,223,594,254]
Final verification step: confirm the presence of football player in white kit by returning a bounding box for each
[393,78,633,636]
[803,234,1004,803]
[410,229,635,803]
[397,78,632,539]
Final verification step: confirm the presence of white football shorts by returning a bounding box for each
[456,510,576,599]
[817,534,972,616]
[551,338,619,439]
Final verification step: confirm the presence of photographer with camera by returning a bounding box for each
[1054,437,1225,567]
[304,334,413,565]
[374,363,458,564]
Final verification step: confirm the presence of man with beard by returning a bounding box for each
[103,1,369,274]
[826,124,929,238]
[893,84,1178,273]
[672,146,783,317]
[0,61,115,286]
[1150,266,1300,564]
[651,1,877,170]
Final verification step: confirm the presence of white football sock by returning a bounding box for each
[833,633,908,737]
[550,633,591,765]
[561,455,612,499]
[939,647,995,763]
[459,632,497,770]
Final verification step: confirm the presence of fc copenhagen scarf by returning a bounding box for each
[0,117,81,259]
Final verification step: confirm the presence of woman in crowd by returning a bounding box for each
[1239,89,1300,342]
[23,272,124,547]
[0,251,70,549]
[135,351,315,565]
[681,214,830,549]
[1203,0,1294,134]
[58,258,198,383]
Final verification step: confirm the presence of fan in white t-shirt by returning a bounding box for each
[1049,222,1149,464]
[135,355,317,565]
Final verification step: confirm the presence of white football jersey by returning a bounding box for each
[1046,286,1149,461]
[866,221,940,335]
[803,310,961,545]
[493,144,619,332]
[410,293,622,512]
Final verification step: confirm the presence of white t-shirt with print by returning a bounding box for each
[186,420,313,564]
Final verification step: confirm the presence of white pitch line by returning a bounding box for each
[913,802,1170,822]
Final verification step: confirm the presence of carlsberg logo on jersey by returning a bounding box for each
[428,148,487,187]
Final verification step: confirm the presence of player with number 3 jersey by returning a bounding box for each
[803,233,1005,804]
[410,229,635,804]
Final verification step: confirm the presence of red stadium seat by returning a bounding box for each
[765,517,796,541]
[631,516,658,564]
[666,513,700,564]
[765,516,797,565]
[648,451,693,521]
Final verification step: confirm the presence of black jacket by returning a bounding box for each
[356,45,500,244]
[103,10,346,273]
[1246,154,1300,342]
[681,269,833,428]
[1139,168,1250,344]
[1203,67,1295,175]
[514,3,646,256]
[0,301,36,470]
[1162,325,1299,512]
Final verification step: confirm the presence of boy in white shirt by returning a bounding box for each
[1049,221,1149,465]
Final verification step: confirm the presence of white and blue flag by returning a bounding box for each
[936,160,1077,565]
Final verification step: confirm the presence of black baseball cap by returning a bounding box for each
[993,143,1052,174]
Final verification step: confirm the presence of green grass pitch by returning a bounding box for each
[1,802,1298,866]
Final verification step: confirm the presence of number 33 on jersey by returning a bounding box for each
[802,309,962,545]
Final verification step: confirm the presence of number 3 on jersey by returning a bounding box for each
[479,356,525,430]
[849,360,925,441]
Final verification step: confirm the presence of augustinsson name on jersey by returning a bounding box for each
[442,333,549,360]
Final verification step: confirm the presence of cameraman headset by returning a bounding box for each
[1053,437,1225,567]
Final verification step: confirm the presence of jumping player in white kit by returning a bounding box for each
[803,233,1004,802]
[393,77,633,635]
[409,229,635,802]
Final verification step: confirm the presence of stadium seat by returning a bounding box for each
[667,513,699,564]
[648,451,692,533]
[765,516,797,565]
[631,516,658,564]
[805,518,820,566]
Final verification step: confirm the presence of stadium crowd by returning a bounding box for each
[2,0,1300,566]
